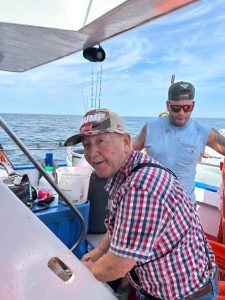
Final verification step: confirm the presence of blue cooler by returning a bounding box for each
[34,200,90,259]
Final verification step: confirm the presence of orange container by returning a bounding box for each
[217,159,225,244]
[217,281,225,299]
[209,240,225,281]
[222,159,225,186]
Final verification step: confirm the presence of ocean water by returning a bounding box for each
[0,113,149,165]
[0,113,224,186]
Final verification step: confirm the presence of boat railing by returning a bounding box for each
[0,141,65,152]
[198,161,222,168]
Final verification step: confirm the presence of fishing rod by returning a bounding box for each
[98,65,102,108]
[91,67,94,108]
[94,72,98,108]
[80,85,87,112]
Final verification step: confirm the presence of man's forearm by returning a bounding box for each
[207,128,225,155]
[95,232,110,253]
[90,251,136,282]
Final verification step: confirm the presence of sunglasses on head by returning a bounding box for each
[169,104,194,113]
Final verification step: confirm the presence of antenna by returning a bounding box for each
[98,65,102,108]
[171,73,175,84]
[171,69,179,84]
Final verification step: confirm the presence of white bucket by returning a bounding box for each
[66,147,84,167]
[56,167,91,205]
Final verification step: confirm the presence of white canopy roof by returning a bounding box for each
[0,0,200,72]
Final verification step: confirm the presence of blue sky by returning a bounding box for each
[0,0,225,118]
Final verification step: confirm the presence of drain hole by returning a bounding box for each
[48,257,75,284]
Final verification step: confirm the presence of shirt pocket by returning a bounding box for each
[179,142,201,167]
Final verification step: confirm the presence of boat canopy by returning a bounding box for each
[0,0,200,72]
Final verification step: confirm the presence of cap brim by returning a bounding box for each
[64,130,105,147]
[64,134,82,147]
[64,128,126,147]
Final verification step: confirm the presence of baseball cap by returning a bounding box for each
[64,108,127,146]
[168,81,195,101]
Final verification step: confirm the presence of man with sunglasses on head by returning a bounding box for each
[133,81,225,203]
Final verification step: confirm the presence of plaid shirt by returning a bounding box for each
[105,150,216,299]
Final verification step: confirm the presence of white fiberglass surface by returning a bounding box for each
[0,180,116,300]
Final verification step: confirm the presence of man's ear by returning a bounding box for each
[123,133,131,152]
[166,100,170,111]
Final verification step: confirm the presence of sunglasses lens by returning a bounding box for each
[183,105,194,112]
[170,105,193,112]
[170,105,181,112]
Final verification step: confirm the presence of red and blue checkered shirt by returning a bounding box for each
[105,150,217,299]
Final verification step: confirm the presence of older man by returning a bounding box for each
[64,108,219,300]
[133,81,225,203]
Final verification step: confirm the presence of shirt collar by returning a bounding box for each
[105,150,138,197]
[165,115,192,130]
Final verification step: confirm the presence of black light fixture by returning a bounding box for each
[83,45,106,62]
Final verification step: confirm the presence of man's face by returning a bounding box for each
[82,132,131,178]
[166,99,195,127]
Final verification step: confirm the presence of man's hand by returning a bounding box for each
[81,247,104,268]
[202,152,209,158]
[81,232,110,268]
